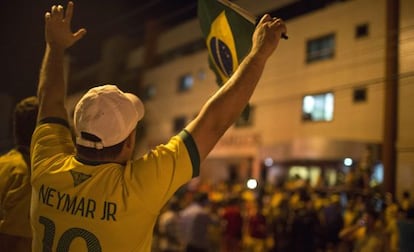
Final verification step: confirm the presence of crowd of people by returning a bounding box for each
[153,179,414,252]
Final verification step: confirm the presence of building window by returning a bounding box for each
[355,23,369,38]
[288,166,322,187]
[302,92,334,122]
[235,105,254,127]
[353,87,367,103]
[178,74,194,92]
[173,116,186,133]
[306,33,335,63]
[143,84,156,100]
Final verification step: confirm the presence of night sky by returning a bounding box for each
[0,0,196,102]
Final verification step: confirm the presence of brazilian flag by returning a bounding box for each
[198,0,255,85]
[198,0,255,121]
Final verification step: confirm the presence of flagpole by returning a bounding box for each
[217,0,288,39]
[217,0,256,24]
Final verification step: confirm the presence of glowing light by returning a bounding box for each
[303,95,315,113]
[246,179,258,189]
[344,158,353,166]
[264,157,273,167]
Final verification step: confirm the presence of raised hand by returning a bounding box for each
[251,14,287,60]
[44,1,86,50]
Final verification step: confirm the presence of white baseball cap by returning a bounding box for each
[73,85,144,149]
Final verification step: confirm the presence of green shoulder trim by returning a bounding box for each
[179,130,200,178]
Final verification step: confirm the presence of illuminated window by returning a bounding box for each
[309,166,322,187]
[178,74,193,92]
[370,162,384,186]
[325,169,337,186]
[288,166,323,187]
[306,33,335,63]
[289,166,309,180]
[302,92,334,122]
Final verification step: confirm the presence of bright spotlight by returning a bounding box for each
[246,179,258,189]
[344,158,353,166]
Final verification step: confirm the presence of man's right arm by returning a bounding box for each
[185,15,287,161]
[37,45,67,122]
[32,2,85,174]
[37,2,86,123]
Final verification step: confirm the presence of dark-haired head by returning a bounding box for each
[13,96,38,148]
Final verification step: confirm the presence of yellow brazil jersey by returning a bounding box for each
[0,149,32,238]
[30,119,199,252]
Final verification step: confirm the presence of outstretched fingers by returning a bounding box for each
[257,14,288,37]
[65,1,74,25]
[258,13,272,25]
[44,12,51,21]
[44,1,86,49]
[269,18,287,39]
[73,28,87,42]
[57,5,64,20]
[50,5,64,21]
[65,1,86,42]
[270,18,286,31]
[47,2,74,24]
[50,5,58,17]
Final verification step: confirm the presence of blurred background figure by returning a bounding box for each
[0,96,38,252]
[319,194,344,251]
[398,207,414,252]
[244,200,269,252]
[180,192,218,252]
[383,192,399,252]
[220,196,243,252]
[399,190,413,217]
[339,207,387,252]
[289,189,320,252]
[157,197,183,252]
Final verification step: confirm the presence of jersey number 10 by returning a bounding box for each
[39,216,102,251]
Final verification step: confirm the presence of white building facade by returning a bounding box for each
[68,0,414,196]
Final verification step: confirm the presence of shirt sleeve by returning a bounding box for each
[126,130,200,213]
[30,118,75,181]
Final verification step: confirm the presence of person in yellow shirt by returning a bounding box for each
[339,208,387,252]
[0,96,38,252]
[30,2,287,251]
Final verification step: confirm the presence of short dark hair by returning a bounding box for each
[194,192,209,205]
[13,96,38,147]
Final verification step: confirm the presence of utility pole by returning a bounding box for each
[383,0,399,195]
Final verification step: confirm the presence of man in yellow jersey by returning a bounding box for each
[31,2,287,251]
[0,96,38,252]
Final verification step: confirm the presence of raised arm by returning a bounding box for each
[185,14,287,161]
[37,1,86,122]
